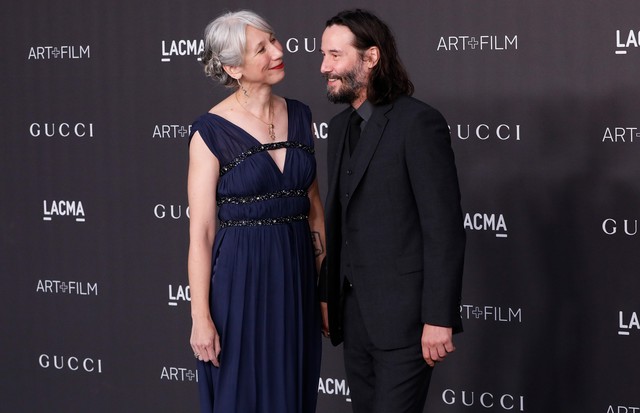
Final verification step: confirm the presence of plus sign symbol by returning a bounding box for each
[186,370,196,381]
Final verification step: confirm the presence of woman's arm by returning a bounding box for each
[187,132,221,366]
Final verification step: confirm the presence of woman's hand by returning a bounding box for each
[191,317,222,367]
[321,302,330,337]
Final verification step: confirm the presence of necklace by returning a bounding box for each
[235,92,276,141]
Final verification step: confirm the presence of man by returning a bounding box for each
[318,9,466,413]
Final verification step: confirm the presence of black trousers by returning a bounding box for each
[342,284,433,413]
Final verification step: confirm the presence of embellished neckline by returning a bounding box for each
[206,98,291,147]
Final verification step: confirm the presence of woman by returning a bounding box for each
[187,10,324,413]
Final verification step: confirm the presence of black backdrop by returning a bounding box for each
[2,1,639,412]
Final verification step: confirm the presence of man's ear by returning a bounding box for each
[364,46,380,69]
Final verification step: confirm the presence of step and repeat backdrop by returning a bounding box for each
[2,0,639,412]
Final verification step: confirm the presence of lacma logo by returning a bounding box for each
[464,213,508,238]
[161,40,204,62]
[313,122,328,140]
[43,200,86,222]
[615,30,640,55]
[168,284,190,307]
[618,310,639,336]
[318,377,351,403]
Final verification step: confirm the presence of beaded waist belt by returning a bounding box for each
[217,189,309,228]
[217,189,308,206]
[219,214,309,228]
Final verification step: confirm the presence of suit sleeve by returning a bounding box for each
[405,107,465,332]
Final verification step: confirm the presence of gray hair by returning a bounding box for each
[201,10,274,88]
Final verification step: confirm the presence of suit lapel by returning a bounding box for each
[348,102,393,197]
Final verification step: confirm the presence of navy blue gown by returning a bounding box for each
[189,99,321,413]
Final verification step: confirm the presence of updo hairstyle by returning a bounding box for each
[201,10,274,88]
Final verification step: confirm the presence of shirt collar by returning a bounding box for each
[353,100,373,123]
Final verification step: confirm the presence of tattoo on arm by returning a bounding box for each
[311,232,325,257]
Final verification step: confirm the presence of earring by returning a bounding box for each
[237,78,249,97]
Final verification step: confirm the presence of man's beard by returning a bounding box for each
[324,63,366,104]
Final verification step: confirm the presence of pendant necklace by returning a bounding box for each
[235,92,276,141]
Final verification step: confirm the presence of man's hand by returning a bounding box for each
[421,324,455,367]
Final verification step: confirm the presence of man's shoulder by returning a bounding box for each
[391,95,443,116]
[382,96,448,130]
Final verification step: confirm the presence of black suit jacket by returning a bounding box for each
[321,95,465,349]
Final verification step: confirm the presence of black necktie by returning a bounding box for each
[348,110,363,155]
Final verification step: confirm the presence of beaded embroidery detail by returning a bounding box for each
[219,213,309,228]
[219,142,314,177]
[217,189,308,206]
